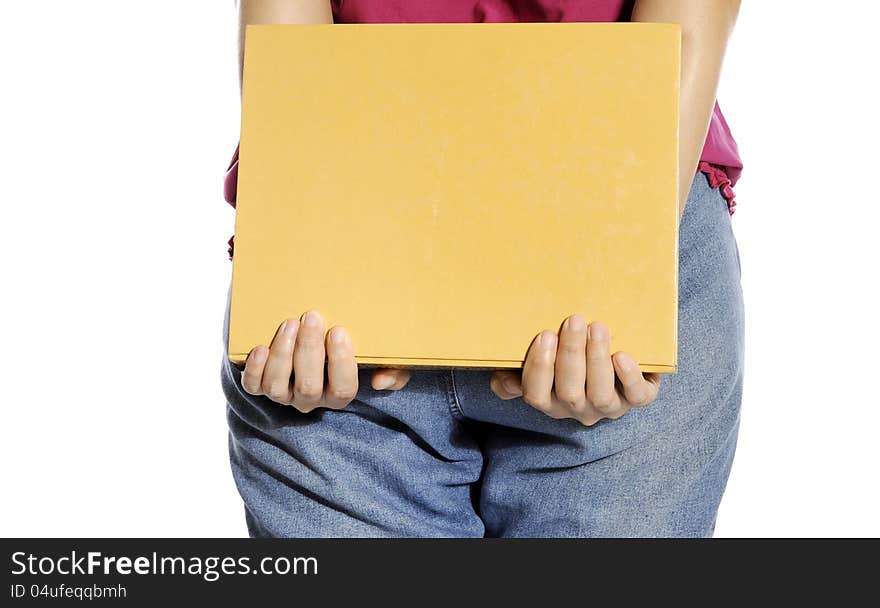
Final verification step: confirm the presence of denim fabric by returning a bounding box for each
[220,171,744,537]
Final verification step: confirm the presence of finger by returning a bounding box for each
[324,326,358,409]
[613,352,661,408]
[521,330,560,415]
[553,314,588,411]
[241,345,269,396]
[585,321,623,417]
[371,368,411,391]
[292,310,326,411]
[261,317,299,404]
[490,370,523,399]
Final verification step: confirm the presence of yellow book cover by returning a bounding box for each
[228,22,681,372]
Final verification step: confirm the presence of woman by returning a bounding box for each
[220,0,744,537]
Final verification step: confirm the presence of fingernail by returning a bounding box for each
[616,353,632,372]
[330,326,346,344]
[590,322,608,342]
[568,314,585,331]
[541,331,557,348]
[283,319,298,338]
[302,310,321,328]
[252,347,266,365]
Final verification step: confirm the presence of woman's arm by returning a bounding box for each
[631,0,740,218]
[237,0,333,93]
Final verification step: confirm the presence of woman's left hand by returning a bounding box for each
[490,315,661,426]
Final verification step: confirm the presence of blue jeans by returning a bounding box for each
[220,171,744,537]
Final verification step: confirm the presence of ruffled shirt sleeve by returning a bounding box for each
[224,144,240,261]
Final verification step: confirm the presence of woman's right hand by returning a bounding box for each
[239,310,411,412]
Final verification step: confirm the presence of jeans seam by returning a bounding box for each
[447,369,466,420]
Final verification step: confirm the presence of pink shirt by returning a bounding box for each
[224,0,742,260]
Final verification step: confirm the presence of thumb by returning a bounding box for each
[371,368,411,390]
[491,371,523,399]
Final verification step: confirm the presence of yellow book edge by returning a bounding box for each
[227,352,676,374]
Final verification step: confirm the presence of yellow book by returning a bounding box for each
[228,22,681,373]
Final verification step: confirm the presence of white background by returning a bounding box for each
[1,1,877,537]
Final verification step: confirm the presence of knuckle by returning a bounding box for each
[556,391,584,411]
[263,381,288,400]
[326,385,355,401]
[588,392,616,413]
[595,403,617,416]
[294,376,322,398]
